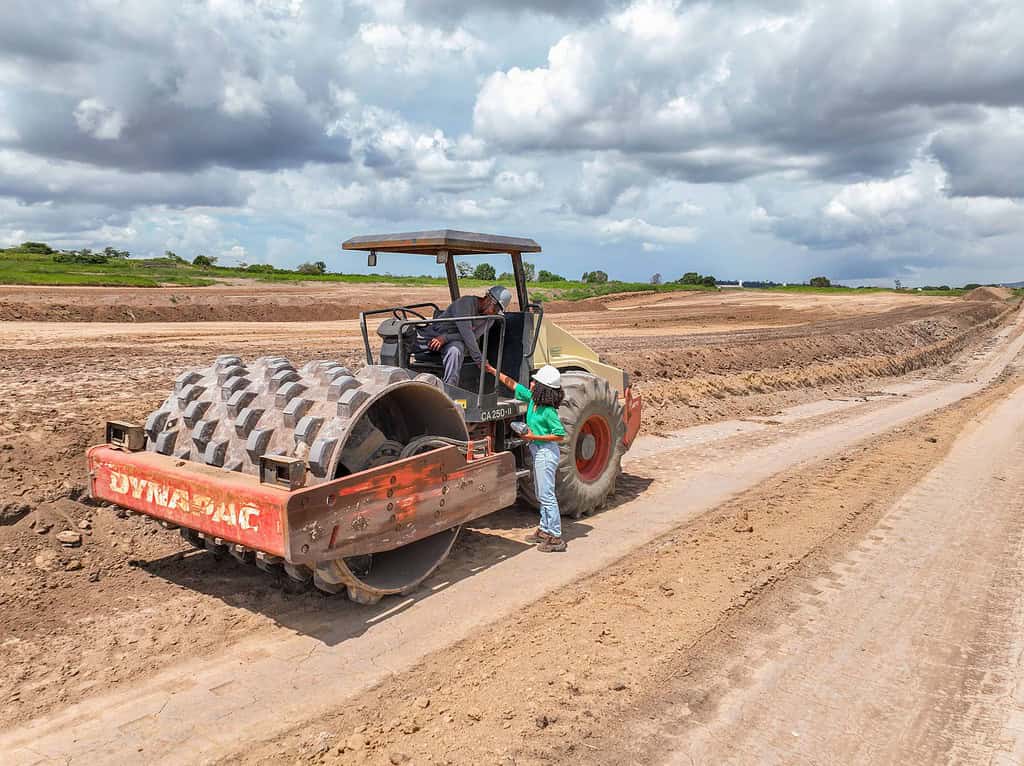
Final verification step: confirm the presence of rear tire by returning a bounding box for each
[520,372,625,519]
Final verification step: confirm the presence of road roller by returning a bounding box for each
[87,230,642,604]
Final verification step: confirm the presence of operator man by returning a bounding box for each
[413,285,512,387]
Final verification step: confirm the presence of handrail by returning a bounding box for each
[524,302,544,359]
[397,314,507,402]
[358,303,442,364]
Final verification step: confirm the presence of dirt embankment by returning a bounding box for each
[963,286,1013,302]
[605,302,1010,432]
[0,283,603,322]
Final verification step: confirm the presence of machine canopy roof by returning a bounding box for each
[342,230,541,256]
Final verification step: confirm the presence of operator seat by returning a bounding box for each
[376,317,416,368]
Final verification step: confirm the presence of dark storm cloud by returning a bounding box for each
[0,1,354,175]
[6,89,348,173]
[0,159,249,209]
[930,120,1024,199]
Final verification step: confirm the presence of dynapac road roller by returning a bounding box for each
[87,231,642,604]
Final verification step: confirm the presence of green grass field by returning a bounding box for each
[0,246,1002,300]
[0,247,719,299]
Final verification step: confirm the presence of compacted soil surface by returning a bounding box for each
[0,283,1017,764]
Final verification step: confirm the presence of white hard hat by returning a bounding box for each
[487,285,512,312]
[532,364,561,389]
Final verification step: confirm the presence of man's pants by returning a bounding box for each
[531,441,562,537]
[414,338,465,386]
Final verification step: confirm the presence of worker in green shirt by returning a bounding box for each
[486,363,567,551]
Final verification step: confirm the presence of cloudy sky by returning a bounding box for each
[2,0,1023,285]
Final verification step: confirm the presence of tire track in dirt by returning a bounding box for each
[656,382,1024,765]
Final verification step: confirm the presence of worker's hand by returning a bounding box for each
[484,362,497,376]
[427,336,445,352]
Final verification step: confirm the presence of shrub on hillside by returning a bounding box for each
[538,269,566,282]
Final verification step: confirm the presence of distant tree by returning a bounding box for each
[192,254,217,268]
[650,273,663,285]
[963,283,981,290]
[103,246,129,259]
[164,250,185,263]
[498,271,514,280]
[297,261,324,275]
[246,263,276,273]
[473,262,496,281]
[538,269,566,282]
[315,260,327,274]
[582,270,608,284]
[522,261,536,281]
[679,271,701,285]
[455,261,473,278]
[701,275,717,287]
[20,241,53,254]
[809,276,831,287]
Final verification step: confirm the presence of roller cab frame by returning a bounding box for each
[344,229,642,447]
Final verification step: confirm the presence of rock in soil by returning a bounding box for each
[33,550,60,572]
[57,531,83,547]
[0,502,32,525]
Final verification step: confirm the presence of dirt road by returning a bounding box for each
[661,383,1024,765]
[0,286,1020,764]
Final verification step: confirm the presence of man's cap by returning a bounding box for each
[487,285,512,312]
[532,364,561,389]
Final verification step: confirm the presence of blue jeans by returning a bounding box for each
[414,338,466,387]
[531,442,561,537]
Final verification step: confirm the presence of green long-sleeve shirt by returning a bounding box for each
[514,383,566,437]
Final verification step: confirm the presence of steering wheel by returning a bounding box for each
[393,307,427,321]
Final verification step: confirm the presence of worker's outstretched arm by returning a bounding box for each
[485,363,516,391]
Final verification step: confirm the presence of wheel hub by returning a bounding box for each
[578,432,597,461]
[576,415,612,482]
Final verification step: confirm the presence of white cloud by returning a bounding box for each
[73,98,124,140]
[221,72,268,117]
[349,22,482,75]
[494,170,544,198]
[599,216,698,245]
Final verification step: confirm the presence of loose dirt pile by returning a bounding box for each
[963,286,1012,302]
[0,287,1014,726]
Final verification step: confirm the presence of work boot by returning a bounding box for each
[537,536,566,553]
[525,527,551,544]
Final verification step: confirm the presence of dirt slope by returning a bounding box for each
[963,285,1012,302]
